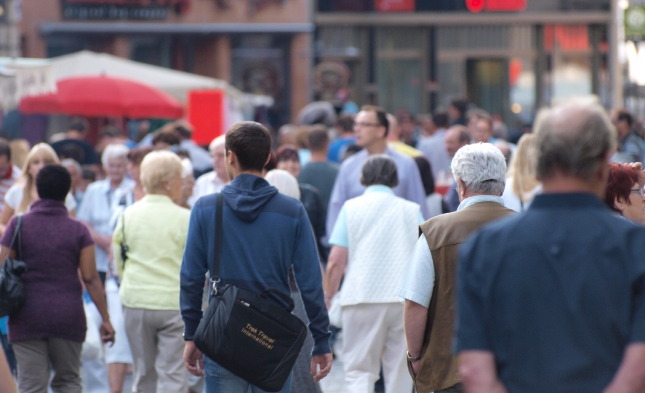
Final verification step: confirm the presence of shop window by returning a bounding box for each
[130,36,171,68]
[376,28,423,114]
[544,25,592,103]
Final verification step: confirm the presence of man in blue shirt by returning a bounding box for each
[180,121,332,393]
[326,105,429,243]
[456,101,645,393]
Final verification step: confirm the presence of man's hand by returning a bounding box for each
[310,353,333,382]
[184,341,205,377]
[99,320,115,345]
[411,359,421,375]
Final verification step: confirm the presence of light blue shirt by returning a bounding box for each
[326,147,430,245]
[180,140,212,172]
[77,178,135,272]
[329,185,424,248]
[396,195,504,307]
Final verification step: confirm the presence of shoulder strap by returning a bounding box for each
[9,215,22,260]
[210,193,224,290]
[119,212,129,270]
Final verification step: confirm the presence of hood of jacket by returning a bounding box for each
[221,174,278,222]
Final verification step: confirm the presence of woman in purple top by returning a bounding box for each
[0,165,115,393]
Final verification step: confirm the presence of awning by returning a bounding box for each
[39,22,314,35]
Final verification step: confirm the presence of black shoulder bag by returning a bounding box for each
[193,193,307,392]
[0,215,27,317]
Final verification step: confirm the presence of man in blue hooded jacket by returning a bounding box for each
[180,121,333,393]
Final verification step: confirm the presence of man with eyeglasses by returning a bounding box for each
[326,105,429,242]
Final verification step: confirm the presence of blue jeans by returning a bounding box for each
[204,357,293,393]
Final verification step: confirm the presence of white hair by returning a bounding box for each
[61,158,81,174]
[101,144,129,168]
[452,142,507,195]
[209,135,226,152]
[265,169,300,200]
[181,158,193,179]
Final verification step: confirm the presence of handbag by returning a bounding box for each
[0,215,26,318]
[193,193,307,392]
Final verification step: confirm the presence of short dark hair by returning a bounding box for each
[174,124,192,139]
[36,164,71,202]
[360,155,398,188]
[68,121,86,133]
[433,110,450,129]
[336,115,355,133]
[450,98,469,117]
[152,131,180,146]
[308,125,329,152]
[225,122,272,172]
[616,109,634,127]
[0,139,11,160]
[127,147,153,167]
[361,105,389,137]
[276,145,299,163]
[414,156,435,196]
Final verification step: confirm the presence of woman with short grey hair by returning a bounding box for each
[325,154,420,393]
[451,143,507,198]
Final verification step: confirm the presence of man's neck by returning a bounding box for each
[366,140,387,155]
[541,174,602,198]
[232,170,264,179]
[310,150,327,163]
[110,178,123,190]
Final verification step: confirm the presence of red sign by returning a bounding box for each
[375,0,415,12]
[466,0,526,12]
[188,90,225,146]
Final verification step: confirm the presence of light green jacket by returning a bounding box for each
[113,194,190,311]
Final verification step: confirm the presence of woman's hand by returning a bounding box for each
[100,320,115,345]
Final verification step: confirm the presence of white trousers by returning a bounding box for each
[341,303,412,393]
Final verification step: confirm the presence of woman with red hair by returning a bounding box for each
[604,162,645,223]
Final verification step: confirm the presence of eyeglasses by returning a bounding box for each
[630,188,642,195]
[354,122,380,128]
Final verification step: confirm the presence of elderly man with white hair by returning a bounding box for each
[397,143,514,393]
[190,135,230,206]
[77,143,135,393]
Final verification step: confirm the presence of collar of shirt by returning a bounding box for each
[363,185,394,195]
[530,192,606,210]
[457,195,505,211]
[140,194,175,204]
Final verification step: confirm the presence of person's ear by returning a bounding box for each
[226,150,235,166]
[614,197,626,212]
[457,178,467,199]
[264,153,271,166]
[378,125,387,139]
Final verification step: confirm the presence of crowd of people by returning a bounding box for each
[0,95,644,393]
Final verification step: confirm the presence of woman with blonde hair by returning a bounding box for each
[501,133,542,212]
[112,150,190,393]
[0,143,76,234]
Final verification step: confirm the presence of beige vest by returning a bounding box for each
[413,202,514,393]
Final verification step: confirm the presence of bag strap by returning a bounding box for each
[210,193,224,294]
[119,212,129,270]
[8,215,23,260]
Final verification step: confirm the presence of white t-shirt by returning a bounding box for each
[4,183,77,212]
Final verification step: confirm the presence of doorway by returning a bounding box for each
[466,58,510,124]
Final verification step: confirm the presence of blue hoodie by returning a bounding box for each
[180,174,331,355]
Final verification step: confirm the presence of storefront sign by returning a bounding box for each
[375,0,414,12]
[625,6,645,40]
[466,0,526,13]
[61,0,175,20]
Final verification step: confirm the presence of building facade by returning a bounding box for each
[314,0,613,127]
[20,0,313,126]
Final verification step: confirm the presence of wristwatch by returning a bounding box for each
[407,351,422,362]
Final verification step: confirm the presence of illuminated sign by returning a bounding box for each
[466,0,526,12]
[375,0,415,12]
